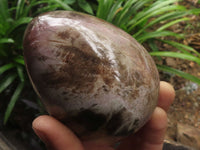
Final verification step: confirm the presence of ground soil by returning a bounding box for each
[153,1,200,147]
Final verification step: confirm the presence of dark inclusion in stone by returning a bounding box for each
[105,109,140,136]
[76,109,107,131]
[106,109,125,135]
[63,109,140,137]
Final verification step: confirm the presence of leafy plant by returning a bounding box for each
[96,0,200,84]
[33,0,95,15]
[0,0,95,125]
[0,0,30,124]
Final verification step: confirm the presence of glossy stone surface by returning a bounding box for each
[23,11,159,144]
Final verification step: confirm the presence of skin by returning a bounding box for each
[32,81,175,150]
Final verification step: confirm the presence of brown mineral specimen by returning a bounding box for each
[23,11,159,145]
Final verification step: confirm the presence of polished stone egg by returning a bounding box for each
[23,11,159,144]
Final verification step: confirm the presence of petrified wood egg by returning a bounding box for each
[23,11,159,144]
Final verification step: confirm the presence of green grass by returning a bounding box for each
[0,0,95,125]
[1,0,200,124]
[96,0,200,83]
[0,0,28,124]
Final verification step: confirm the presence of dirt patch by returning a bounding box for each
[151,1,200,148]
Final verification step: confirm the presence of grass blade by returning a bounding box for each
[49,0,73,10]
[160,40,200,55]
[13,56,25,65]
[118,0,153,26]
[64,0,76,5]
[96,0,104,18]
[106,0,123,22]
[150,51,200,65]
[128,3,185,32]
[157,64,200,84]
[4,82,24,124]
[148,40,159,52]
[0,74,17,93]
[8,17,32,35]
[156,17,190,31]
[97,0,115,19]
[0,63,15,75]
[134,11,188,38]
[36,4,59,14]
[189,8,200,15]
[0,0,10,23]
[78,0,94,15]
[136,31,183,43]
[0,24,6,35]
[114,0,137,26]
[16,0,25,19]
[17,65,25,82]
[0,38,14,44]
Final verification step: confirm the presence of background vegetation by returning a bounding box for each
[0,0,200,126]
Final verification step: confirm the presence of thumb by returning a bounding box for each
[32,115,84,150]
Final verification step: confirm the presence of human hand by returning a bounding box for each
[32,81,175,150]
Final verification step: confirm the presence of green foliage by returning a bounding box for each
[0,0,29,124]
[4,82,24,124]
[0,0,95,125]
[157,65,200,84]
[96,0,190,42]
[1,0,200,124]
[96,0,200,84]
[77,0,94,14]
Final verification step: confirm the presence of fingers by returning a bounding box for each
[32,115,84,150]
[158,81,175,111]
[139,107,167,150]
[117,81,175,150]
[117,108,167,150]
[138,81,175,150]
